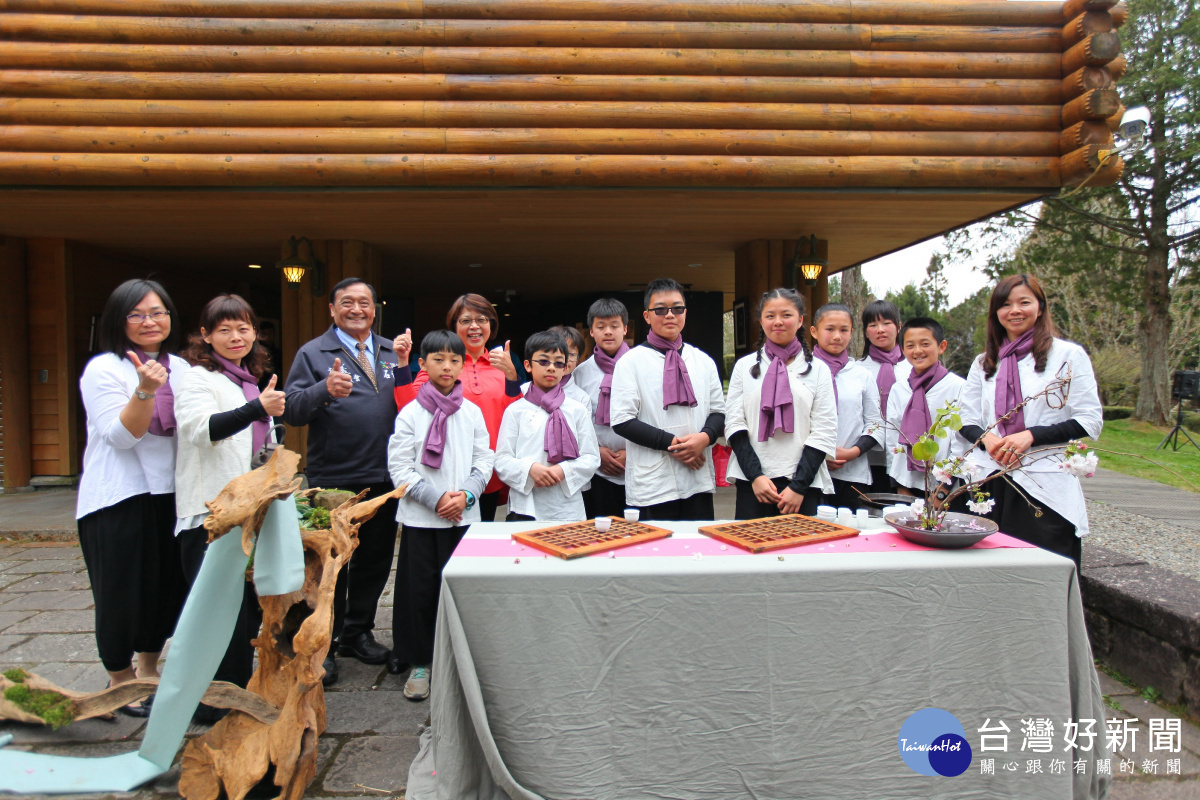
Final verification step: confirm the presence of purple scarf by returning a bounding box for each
[525,381,580,464]
[592,342,630,426]
[758,337,803,442]
[211,352,270,455]
[647,331,698,409]
[416,380,464,469]
[995,330,1034,436]
[812,346,848,405]
[129,348,176,436]
[900,363,950,472]
[868,344,903,420]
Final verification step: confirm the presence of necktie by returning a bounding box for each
[355,342,378,391]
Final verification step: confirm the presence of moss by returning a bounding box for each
[3,683,76,730]
[2,667,29,683]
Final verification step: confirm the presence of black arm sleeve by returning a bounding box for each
[611,419,675,451]
[505,379,522,398]
[208,398,268,442]
[959,424,987,450]
[854,435,879,454]
[1029,419,1088,447]
[789,446,828,495]
[701,412,725,447]
[727,431,763,482]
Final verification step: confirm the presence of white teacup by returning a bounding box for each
[595,517,612,532]
[623,509,640,522]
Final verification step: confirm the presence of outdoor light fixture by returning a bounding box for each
[276,236,325,296]
[791,234,827,286]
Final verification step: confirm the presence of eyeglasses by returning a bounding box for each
[649,305,687,316]
[531,358,566,370]
[126,311,170,324]
[457,316,491,327]
[567,353,579,363]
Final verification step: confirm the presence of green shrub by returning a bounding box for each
[1103,406,1133,421]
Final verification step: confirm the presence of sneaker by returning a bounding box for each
[404,665,430,701]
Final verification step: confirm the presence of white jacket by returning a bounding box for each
[886,369,967,491]
[174,365,272,521]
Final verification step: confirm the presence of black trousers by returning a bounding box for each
[583,475,628,519]
[178,525,260,689]
[391,524,468,666]
[983,476,1081,572]
[330,480,400,648]
[868,464,894,493]
[77,493,185,672]
[479,491,501,523]
[824,478,871,511]
[506,512,536,522]
[734,478,822,520]
[636,492,715,522]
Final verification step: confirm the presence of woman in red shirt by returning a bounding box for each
[394,293,520,521]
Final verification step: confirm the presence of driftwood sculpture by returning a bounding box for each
[178,448,405,800]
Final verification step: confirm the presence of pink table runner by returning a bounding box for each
[453,530,1035,558]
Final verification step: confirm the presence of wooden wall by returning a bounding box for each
[25,238,76,477]
[0,236,30,490]
[0,0,1127,189]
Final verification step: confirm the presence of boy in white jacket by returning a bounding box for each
[495,330,600,522]
[387,330,494,700]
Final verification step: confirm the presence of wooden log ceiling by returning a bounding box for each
[0,0,1127,189]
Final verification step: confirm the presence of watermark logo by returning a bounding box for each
[898,708,973,777]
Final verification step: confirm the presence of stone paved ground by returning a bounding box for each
[1,487,1198,797]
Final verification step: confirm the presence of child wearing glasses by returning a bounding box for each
[572,298,632,518]
[495,331,600,522]
[386,330,494,700]
[610,278,725,521]
[521,324,591,409]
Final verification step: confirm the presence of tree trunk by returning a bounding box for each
[840,263,868,357]
[1134,243,1172,426]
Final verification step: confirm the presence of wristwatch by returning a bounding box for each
[134,389,156,401]
[463,491,477,511]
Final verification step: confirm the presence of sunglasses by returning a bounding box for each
[649,305,687,316]
[530,358,567,370]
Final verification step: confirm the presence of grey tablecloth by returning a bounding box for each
[408,522,1110,800]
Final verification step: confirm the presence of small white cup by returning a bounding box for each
[623,509,640,522]
[816,505,837,520]
[595,517,612,532]
[856,509,870,523]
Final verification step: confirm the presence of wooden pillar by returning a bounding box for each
[26,239,77,478]
[0,237,32,491]
[812,238,831,313]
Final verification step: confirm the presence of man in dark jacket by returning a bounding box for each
[284,277,412,686]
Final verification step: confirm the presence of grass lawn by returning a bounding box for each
[1092,419,1200,493]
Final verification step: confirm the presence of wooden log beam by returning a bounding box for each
[1062,0,1120,21]
[1060,143,1123,186]
[1107,106,1124,133]
[0,126,1062,157]
[0,98,1065,132]
[1061,66,1114,101]
[1061,11,1115,49]
[1061,87,1122,127]
[0,71,1066,105]
[1111,2,1128,27]
[1107,54,1127,80]
[1061,32,1122,75]
[0,43,1066,78]
[0,0,1071,26]
[1058,120,1114,154]
[0,152,1063,188]
[0,15,1065,52]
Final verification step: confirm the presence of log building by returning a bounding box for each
[0,0,1126,489]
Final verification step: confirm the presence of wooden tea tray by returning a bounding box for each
[512,517,673,560]
[699,514,859,553]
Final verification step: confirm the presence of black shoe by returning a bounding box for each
[192,703,229,725]
[336,632,390,665]
[322,654,339,687]
[386,651,408,675]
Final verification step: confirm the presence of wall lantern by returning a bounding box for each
[276,236,325,295]
[789,234,827,286]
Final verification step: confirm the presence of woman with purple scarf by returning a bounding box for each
[174,294,285,721]
[77,279,190,716]
[959,274,1103,571]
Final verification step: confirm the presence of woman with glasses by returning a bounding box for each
[76,279,188,716]
[395,293,521,523]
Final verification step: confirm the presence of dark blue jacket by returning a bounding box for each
[283,326,407,487]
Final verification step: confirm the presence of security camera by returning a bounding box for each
[1118,106,1151,144]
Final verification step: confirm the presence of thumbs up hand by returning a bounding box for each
[490,339,519,381]
[392,328,413,365]
[260,374,286,416]
[127,350,168,395]
[326,357,354,398]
